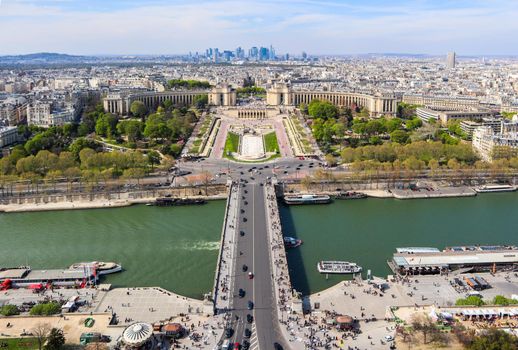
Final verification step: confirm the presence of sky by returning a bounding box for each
[0,0,517,56]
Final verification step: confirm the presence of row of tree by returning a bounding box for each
[340,141,478,167]
[0,145,159,181]
[167,79,211,90]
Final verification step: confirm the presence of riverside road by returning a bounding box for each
[226,179,287,349]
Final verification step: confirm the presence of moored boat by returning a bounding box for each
[284,236,303,248]
[474,184,517,193]
[69,261,122,275]
[334,191,367,200]
[284,194,331,205]
[153,197,207,206]
[317,261,362,274]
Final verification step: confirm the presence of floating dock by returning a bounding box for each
[389,245,518,275]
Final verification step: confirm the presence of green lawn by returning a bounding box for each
[263,132,280,153]
[223,132,240,157]
[0,338,38,349]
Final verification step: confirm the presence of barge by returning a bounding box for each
[317,261,362,274]
[284,194,331,205]
[334,191,367,200]
[152,197,207,206]
[474,184,517,193]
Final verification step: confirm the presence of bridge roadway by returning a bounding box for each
[222,179,289,349]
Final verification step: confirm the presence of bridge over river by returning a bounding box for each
[212,179,302,349]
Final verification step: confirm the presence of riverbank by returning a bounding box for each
[284,184,479,200]
[0,194,227,213]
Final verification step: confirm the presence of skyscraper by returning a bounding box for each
[447,51,456,69]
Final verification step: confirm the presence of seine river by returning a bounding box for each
[280,192,518,295]
[0,201,225,299]
[1,193,517,298]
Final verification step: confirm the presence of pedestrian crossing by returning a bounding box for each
[248,322,259,350]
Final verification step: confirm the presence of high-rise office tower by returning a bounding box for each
[447,51,456,69]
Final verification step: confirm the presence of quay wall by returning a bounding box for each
[0,185,228,213]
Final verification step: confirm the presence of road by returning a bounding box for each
[225,175,287,349]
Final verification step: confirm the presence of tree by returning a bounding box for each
[117,120,143,142]
[469,328,518,350]
[169,143,182,157]
[406,117,423,130]
[30,302,61,316]
[45,328,65,350]
[32,323,52,350]
[122,168,146,185]
[95,114,118,138]
[365,120,386,135]
[162,99,173,110]
[147,151,161,169]
[307,100,338,119]
[455,295,485,306]
[193,94,209,109]
[385,118,403,133]
[0,304,19,316]
[390,130,410,144]
[411,314,436,344]
[130,100,147,118]
[69,137,101,160]
[325,154,337,167]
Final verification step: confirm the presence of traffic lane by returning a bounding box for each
[230,185,255,346]
[251,183,284,349]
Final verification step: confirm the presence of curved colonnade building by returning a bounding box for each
[266,83,398,116]
[103,90,210,115]
[103,84,397,117]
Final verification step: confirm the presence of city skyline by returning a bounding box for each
[1,0,518,56]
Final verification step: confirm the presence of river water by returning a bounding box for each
[280,192,518,296]
[0,202,224,299]
[1,193,517,299]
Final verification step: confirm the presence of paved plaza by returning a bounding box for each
[240,134,265,159]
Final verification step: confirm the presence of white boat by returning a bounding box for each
[317,261,362,274]
[474,184,517,193]
[284,194,331,205]
[69,261,122,275]
[396,247,440,254]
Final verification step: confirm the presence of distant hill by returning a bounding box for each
[0,52,94,63]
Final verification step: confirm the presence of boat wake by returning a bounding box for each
[176,241,220,251]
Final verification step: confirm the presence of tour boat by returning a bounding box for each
[283,236,303,248]
[69,261,122,275]
[284,194,331,205]
[317,261,362,274]
[474,184,517,193]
